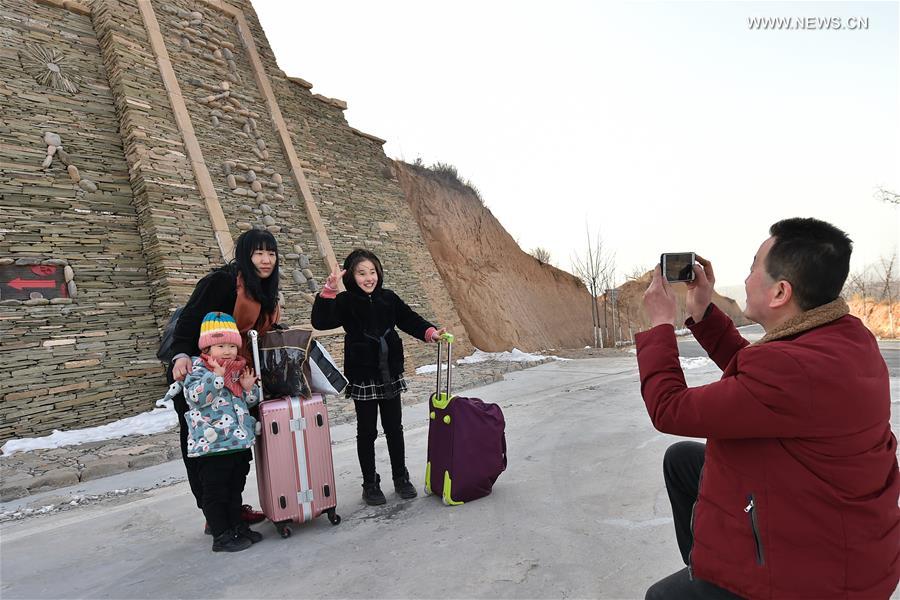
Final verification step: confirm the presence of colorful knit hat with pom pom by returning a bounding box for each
[198,312,242,350]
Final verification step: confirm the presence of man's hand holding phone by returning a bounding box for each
[685,255,715,323]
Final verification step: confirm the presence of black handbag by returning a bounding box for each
[156,306,184,363]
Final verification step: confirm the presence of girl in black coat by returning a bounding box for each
[311,248,447,505]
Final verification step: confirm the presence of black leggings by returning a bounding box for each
[354,396,407,482]
[196,450,252,537]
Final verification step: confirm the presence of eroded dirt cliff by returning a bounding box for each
[395,162,595,352]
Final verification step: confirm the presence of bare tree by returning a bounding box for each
[529,247,552,265]
[844,267,871,319]
[625,264,650,282]
[571,226,615,347]
[877,254,897,337]
[875,187,900,205]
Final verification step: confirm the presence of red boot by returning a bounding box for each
[241,504,266,524]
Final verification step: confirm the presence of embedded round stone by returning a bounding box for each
[252,223,266,230]
[272,173,283,184]
[41,155,53,168]
[64,265,74,282]
[251,181,262,192]
[221,81,230,91]
[256,138,266,151]
[234,188,249,196]
[211,116,220,127]
[306,279,319,292]
[246,170,256,182]
[237,222,252,231]
[78,179,98,193]
[226,174,236,188]
[46,62,60,73]
[266,225,281,233]
[29,292,44,300]
[301,268,314,278]
[67,280,78,297]
[239,204,253,212]
[292,270,307,285]
[190,11,202,19]
[222,48,234,60]
[284,253,299,260]
[260,204,272,215]
[289,228,303,235]
[67,165,80,182]
[50,298,73,305]
[43,132,61,146]
[262,215,276,226]
[299,255,310,268]
[56,148,70,165]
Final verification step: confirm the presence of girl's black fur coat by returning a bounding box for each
[311,282,434,385]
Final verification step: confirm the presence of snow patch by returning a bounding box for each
[679,356,714,370]
[1,400,178,456]
[457,348,564,365]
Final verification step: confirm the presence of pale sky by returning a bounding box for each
[254,1,899,304]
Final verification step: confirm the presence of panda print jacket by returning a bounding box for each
[180,357,259,458]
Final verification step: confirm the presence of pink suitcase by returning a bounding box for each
[250,331,341,538]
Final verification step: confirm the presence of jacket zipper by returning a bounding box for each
[744,494,765,565]
[687,468,704,579]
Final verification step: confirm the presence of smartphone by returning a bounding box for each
[661,252,696,283]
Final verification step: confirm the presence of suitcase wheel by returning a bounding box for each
[327,508,341,526]
[275,521,292,538]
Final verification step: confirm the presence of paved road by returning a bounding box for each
[0,357,713,599]
[1,345,897,599]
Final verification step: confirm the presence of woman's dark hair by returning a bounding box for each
[342,248,383,293]
[767,218,853,311]
[228,229,279,313]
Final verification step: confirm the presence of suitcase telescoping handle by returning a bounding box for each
[434,332,455,401]
[249,329,264,403]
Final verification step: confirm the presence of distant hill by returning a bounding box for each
[395,161,595,352]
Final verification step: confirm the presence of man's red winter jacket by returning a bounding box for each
[636,303,899,599]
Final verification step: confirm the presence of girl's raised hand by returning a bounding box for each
[325,266,346,290]
[239,366,257,391]
[208,357,226,377]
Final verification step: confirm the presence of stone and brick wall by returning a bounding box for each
[0,0,162,440]
[1,0,468,441]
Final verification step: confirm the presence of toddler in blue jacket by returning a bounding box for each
[161,312,262,552]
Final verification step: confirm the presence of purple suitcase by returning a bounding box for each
[425,336,507,505]
[250,330,341,538]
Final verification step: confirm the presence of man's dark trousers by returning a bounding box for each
[645,441,743,600]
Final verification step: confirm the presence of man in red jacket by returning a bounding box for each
[638,218,899,599]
